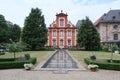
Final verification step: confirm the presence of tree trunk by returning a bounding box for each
[14,52,16,59]
[110,52,113,63]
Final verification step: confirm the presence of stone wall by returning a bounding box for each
[97,23,120,42]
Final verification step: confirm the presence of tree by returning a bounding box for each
[0,14,10,44]
[7,39,24,59]
[22,8,47,50]
[9,23,21,42]
[110,44,118,62]
[77,17,100,51]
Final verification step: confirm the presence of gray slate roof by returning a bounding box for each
[101,10,120,22]
[76,20,82,28]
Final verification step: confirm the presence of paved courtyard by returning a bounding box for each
[0,69,120,80]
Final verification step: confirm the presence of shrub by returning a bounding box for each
[0,52,5,55]
[84,58,120,71]
[0,57,37,69]
[24,54,30,60]
[101,45,109,52]
[0,58,15,62]
[111,44,118,52]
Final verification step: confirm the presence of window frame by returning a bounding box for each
[113,25,118,29]
[59,19,64,27]
[53,31,56,37]
[114,33,118,40]
[67,31,71,37]
[60,31,63,37]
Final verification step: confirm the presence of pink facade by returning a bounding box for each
[47,11,78,48]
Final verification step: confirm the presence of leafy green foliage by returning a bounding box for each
[77,17,100,51]
[84,58,120,71]
[111,44,118,52]
[101,45,109,52]
[7,40,25,59]
[0,14,10,44]
[9,23,21,42]
[22,8,47,50]
[0,58,37,69]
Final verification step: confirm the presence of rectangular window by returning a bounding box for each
[68,40,71,46]
[67,31,71,37]
[60,31,63,37]
[114,34,118,40]
[60,19,64,26]
[53,32,56,37]
[53,40,56,46]
[60,40,63,46]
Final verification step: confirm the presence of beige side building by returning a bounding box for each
[94,10,120,47]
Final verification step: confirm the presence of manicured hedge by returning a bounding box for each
[84,58,120,71]
[0,52,5,55]
[0,58,14,62]
[0,58,37,69]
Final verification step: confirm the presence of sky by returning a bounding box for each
[0,0,120,27]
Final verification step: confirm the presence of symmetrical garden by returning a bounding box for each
[0,8,120,71]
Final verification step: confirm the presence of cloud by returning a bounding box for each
[72,0,118,5]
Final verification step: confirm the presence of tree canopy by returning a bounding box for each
[77,17,100,51]
[9,23,21,42]
[0,14,10,44]
[7,39,24,59]
[22,8,47,50]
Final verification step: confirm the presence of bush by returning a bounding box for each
[0,58,37,69]
[0,52,5,55]
[24,54,30,60]
[111,44,118,52]
[101,45,109,52]
[0,58,15,62]
[84,58,120,71]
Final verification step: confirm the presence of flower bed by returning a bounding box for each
[84,58,120,71]
[0,58,36,69]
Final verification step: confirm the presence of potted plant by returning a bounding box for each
[88,64,99,72]
[24,63,33,70]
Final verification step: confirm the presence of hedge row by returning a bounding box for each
[0,58,14,62]
[0,52,5,55]
[0,58,37,69]
[84,58,120,71]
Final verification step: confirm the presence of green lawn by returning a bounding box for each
[0,50,120,66]
[69,51,120,65]
[0,51,54,63]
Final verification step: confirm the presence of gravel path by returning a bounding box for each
[0,69,120,80]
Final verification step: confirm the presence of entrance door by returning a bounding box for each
[60,40,64,48]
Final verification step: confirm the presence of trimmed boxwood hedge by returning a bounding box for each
[0,58,37,69]
[0,52,5,55]
[0,58,15,62]
[84,58,120,71]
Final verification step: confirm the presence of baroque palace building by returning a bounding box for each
[47,11,78,48]
[94,10,120,48]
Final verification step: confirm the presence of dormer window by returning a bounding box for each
[60,19,64,26]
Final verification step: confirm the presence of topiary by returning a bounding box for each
[24,54,30,60]
[90,54,96,60]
